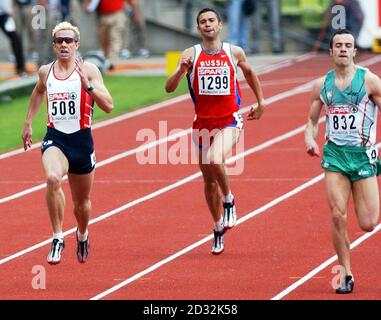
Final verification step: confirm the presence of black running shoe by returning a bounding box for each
[47,238,64,264]
[223,200,237,230]
[76,232,90,263]
[336,275,354,294]
[211,230,225,255]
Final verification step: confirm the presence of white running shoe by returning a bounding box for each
[223,200,237,230]
[211,230,225,255]
[47,238,64,264]
[119,49,132,59]
[138,48,150,58]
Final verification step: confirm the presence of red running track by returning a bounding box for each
[1,53,381,300]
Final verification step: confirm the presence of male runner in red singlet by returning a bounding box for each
[165,8,266,255]
[22,21,113,264]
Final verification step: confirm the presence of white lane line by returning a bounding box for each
[271,224,381,300]
[2,52,379,162]
[91,138,381,300]
[2,54,380,263]
[3,53,376,284]
[0,53,311,161]
[246,77,315,88]
[0,172,202,266]
[0,129,189,204]
[270,141,381,300]
[0,117,322,266]
[252,52,315,75]
[0,80,313,205]
[90,174,325,300]
[0,95,189,160]
[3,53,378,204]
[0,178,312,184]
[91,127,381,300]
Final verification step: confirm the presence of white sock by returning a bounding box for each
[77,229,88,242]
[215,218,224,232]
[53,232,64,241]
[224,192,234,203]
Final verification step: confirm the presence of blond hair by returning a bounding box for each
[52,21,80,40]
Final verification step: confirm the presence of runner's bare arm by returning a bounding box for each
[232,45,266,120]
[78,60,113,113]
[305,78,324,157]
[165,48,194,93]
[21,66,48,150]
[365,70,381,111]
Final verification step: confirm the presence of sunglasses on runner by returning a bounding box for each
[53,37,78,44]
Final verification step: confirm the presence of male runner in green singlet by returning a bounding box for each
[305,29,381,294]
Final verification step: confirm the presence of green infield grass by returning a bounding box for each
[0,75,189,153]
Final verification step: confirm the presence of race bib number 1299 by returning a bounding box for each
[198,67,230,95]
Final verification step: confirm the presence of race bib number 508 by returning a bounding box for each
[198,67,230,95]
[48,92,80,122]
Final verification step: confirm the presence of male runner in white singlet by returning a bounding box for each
[22,22,113,264]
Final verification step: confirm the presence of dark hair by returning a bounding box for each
[329,29,356,49]
[196,8,221,26]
